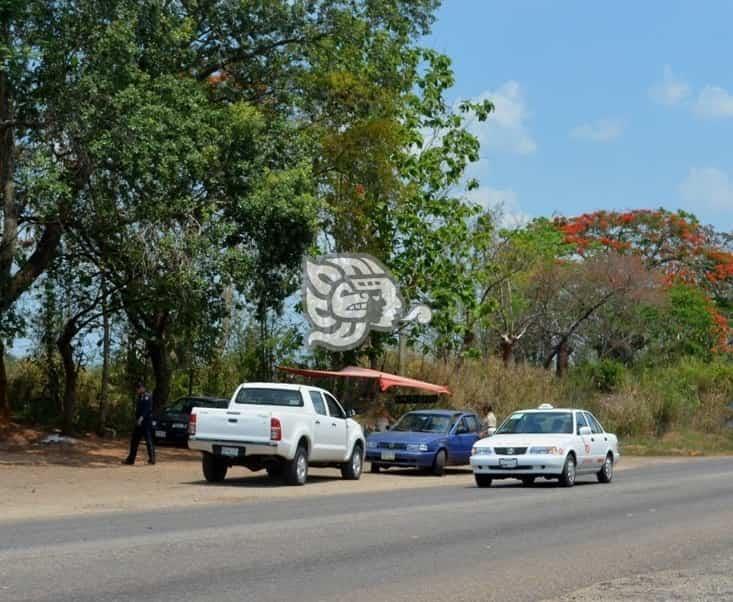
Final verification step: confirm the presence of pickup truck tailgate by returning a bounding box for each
[193,407,271,443]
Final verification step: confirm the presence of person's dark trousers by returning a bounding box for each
[125,423,156,464]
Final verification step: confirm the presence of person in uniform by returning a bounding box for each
[123,381,156,465]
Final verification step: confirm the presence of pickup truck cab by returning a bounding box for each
[188,383,365,486]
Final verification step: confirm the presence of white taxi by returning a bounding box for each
[470,404,619,488]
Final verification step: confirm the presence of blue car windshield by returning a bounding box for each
[392,413,459,433]
[495,411,573,435]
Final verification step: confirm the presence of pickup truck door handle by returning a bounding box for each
[331,422,337,427]
[315,419,321,425]
[228,418,238,423]
[590,437,595,441]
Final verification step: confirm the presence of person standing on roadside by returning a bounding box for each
[123,381,156,465]
[375,402,395,432]
[482,404,497,436]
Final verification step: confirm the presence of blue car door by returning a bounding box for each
[451,416,480,465]
[453,415,480,464]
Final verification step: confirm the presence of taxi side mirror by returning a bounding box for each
[579,426,592,436]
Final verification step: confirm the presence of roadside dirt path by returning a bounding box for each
[0,430,701,523]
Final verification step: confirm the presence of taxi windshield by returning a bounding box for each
[495,411,573,435]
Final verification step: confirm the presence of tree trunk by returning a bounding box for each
[98,298,111,435]
[0,340,9,420]
[556,340,571,378]
[500,335,514,367]
[187,364,194,396]
[57,325,77,435]
[148,338,171,411]
[0,24,62,318]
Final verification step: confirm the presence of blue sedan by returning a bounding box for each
[366,410,482,476]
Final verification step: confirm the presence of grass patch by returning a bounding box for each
[622,429,733,456]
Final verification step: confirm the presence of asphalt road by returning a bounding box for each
[2,457,732,602]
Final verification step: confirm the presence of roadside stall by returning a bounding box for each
[277,365,451,433]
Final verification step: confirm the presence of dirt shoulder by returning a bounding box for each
[0,425,714,523]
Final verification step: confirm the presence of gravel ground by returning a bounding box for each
[547,553,733,601]
[0,432,716,522]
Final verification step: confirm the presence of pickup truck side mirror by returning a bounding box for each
[579,426,592,436]
[347,408,357,418]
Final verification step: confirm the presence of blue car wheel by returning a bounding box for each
[432,449,447,476]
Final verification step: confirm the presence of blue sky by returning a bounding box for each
[426,1,733,231]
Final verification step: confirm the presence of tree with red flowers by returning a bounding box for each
[554,209,732,354]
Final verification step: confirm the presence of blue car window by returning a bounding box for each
[392,413,456,433]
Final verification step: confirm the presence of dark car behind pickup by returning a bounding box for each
[153,396,229,447]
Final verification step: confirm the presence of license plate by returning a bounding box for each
[155,430,166,438]
[220,446,241,457]
[381,450,396,461]
[172,422,186,429]
[499,458,517,468]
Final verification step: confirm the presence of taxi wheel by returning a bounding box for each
[431,449,447,476]
[475,474,493,488]
[559,453,576,488]
[597,453,614,483]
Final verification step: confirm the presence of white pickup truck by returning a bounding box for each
[188,383,365,486]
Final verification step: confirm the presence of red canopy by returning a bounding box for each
[277,365,451,395]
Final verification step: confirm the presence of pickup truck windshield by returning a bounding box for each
[495,411,573,435]
[392,412,460,433]
[235,388,303,407]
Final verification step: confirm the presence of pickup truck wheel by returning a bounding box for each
[341,443,363,480]
[266,464,284,479]
[202,453,228,483]
[597,453,614,483]
[431,449,447,476]
[475,474,492,488]
[559,454,576,488]
[284,444,308,486]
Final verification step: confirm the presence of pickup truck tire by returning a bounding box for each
[266,464,284,479]
[558,453,576,488]
[341,443,363,480]
[284,443,308,486]
[431,449,447,476]
[202,453,228,483]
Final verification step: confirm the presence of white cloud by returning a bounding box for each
[569,118,625,142]
[679,167,733,213]
[468,82,537,155]
[694,85,733,118]
[466,186,529,228]
[649,66,690,106]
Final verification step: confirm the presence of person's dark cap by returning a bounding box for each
[135,380,145,389]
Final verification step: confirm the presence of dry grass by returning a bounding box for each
[379,354,733,452]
